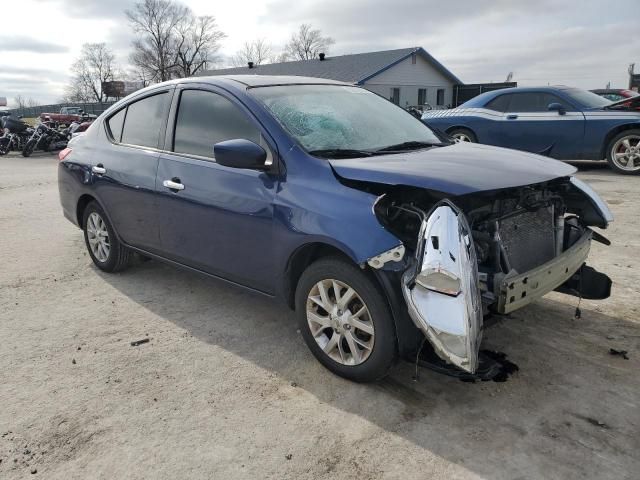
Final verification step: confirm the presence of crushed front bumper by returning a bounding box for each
[497,229,592,314]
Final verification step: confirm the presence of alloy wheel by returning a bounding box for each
[86,212,111,263]
[306,279,375,366]
[611,135,640,171]
[453,133,472,142]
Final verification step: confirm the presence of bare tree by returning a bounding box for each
[285,24,334,61]
[12,95,40,109]
[127,0,188,82]
[173,15,225,77]
[270,51,291,64]
[66,43,118,103]
[127,0,225,81]
[13,95,27,109]
[232,39,273,67]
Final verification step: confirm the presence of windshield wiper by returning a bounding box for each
[308,148,375,159]
[375,140,444,152]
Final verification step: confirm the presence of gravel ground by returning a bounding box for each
[1,152,638,479]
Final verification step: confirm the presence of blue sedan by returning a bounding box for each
[422,86,640,174]
[58,76,612,382]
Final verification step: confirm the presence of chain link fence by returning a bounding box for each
[8,102,116,119]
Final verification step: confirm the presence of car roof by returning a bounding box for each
[462,85,577,107]
[179,75,351,88]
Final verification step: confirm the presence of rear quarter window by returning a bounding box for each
[485,94,511,112]
[106,108,126,142]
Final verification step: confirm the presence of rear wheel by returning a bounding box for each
[606,129,640,174]
[295,257,397,382]
[448,128,477,143]
[82,201,131,272]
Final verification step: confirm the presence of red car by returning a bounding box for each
[40,107,96,125]
[591,89,640,110]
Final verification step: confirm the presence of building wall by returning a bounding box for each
[363,54,455,108]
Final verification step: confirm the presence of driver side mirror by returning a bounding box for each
[547,102,566,115]
[213,139,269,170]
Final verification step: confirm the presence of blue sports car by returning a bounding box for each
[422,86,640,174]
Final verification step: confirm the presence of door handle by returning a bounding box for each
[92,164,106,175]
[163,178,185,191]
[506,114,518,120]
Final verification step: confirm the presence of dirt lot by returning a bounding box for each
[1,152,638,479]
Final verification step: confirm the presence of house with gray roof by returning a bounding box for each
[200,47,462,109]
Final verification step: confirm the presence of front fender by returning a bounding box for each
[273,175,402,267]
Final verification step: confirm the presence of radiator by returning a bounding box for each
[498,206,556,273]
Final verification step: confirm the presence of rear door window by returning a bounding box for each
[121,92,170,148]
[173,89,261,159]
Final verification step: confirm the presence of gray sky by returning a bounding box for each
[1,0,638,105]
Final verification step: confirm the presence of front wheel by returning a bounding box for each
[447,128,477,143]
[295,257,397,382]
[606,129,640,174]
[0,138,9,156]
[22,140,35,157]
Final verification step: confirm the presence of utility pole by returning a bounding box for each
[629,63,635,89]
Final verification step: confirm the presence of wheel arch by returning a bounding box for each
[601,123,640,159]
[283,242,354,310]
[445,125,477,139]
[445,124,474,133]
[76,194,121,244]
[76,193,96,227]
[284,241,415,358]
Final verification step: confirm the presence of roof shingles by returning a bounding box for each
[200,47,460,84]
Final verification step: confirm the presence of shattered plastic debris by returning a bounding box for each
[609,348,629,360]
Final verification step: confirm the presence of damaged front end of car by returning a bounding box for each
[367,176,613,375]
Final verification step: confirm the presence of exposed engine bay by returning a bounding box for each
[366,176,613,374]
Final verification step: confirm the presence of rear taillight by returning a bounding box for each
[58,147,72,161]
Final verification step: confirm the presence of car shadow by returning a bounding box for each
[100,259,640,479]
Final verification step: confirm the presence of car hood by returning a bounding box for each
[329,142,577,196]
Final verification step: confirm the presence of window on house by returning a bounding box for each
[436,89,445,106]
[390,88,400,105]
[418,88,427,106]
[411,53,417,65]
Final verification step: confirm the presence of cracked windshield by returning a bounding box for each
[251,85,442,155]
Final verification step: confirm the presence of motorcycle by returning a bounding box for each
[0,115,33,156]
[62,118,93,140]
[22,121,68,157]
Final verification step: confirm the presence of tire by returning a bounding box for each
[82,201,132,272]
[605,129,640,175]
[448,127,477,143]
[0,138,9,156]
[295,257,397,382]
[22,140,35,157]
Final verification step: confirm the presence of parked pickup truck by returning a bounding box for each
[40,107,96,125]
